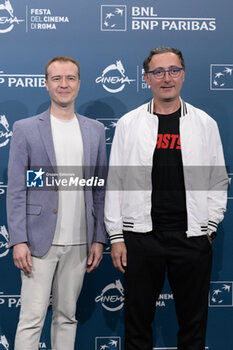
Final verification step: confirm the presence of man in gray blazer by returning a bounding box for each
[7,56,107,350]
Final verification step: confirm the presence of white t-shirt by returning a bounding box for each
[50,114,87,245]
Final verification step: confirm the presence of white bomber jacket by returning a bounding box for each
[104,99,228,243]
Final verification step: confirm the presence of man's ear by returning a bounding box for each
[45,79,49,92]
[182,70,186,82]
[144,73,151,87]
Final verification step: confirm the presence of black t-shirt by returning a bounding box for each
[151,108,187,231]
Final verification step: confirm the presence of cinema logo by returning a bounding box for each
[95,63,166,94]
[95,280,124,312]
[0,115,12,147]
[156,293,173,307]
[0,70,45,88]
[0,0,24,33]
[0,225,9,258]
[96,60,135,93]
[101,5,216,32]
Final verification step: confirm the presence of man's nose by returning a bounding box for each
[163,71,172,80]
[60,77,68,87]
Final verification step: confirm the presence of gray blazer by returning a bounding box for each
[7,109,107,256]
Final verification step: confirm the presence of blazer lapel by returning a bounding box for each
[38,109,57,171]
[77,113,91,178]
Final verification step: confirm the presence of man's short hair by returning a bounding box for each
[143,47,185,73]
[45,56,80,79]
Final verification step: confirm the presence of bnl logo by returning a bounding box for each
[95,336,121,350]
[209,282,233,307]
[210,64,233,90]
[101,5,127,31]
[26,168,45,187]
[97,118,118,144]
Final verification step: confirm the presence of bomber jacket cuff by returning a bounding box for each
[109,232,124,244]
[208,220,218,232]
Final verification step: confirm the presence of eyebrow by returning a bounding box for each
[50,74,77,78]
[152,65,181,70]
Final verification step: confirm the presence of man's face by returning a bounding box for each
[45,60,80,109]
[144,52,185,104]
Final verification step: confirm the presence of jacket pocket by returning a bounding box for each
[26,204,42,215]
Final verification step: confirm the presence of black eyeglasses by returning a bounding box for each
[147,67,183,79]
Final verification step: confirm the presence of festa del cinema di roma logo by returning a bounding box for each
[96,60,135,93]
[0,1,69,33]
[0,0,24,33]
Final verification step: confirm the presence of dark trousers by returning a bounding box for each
[124,231,212,350]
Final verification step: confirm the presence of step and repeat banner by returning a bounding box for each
[0,0,233,349]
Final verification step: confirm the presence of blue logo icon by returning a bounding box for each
[101,5,127,31]
[97,118,118,144]
[209,282,233,307]
[95,336,121,350]
[26,168,45,187]
[210,64,233,90]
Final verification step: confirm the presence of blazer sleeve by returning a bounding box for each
[7,121,29,248]
[92,123,108,245]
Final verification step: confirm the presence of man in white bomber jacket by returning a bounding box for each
[104,47,228,350]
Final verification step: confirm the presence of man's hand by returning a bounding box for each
[206,233,213,245]
[13,243,32,274]
[86,242,103,273]
[111,242,127,273]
